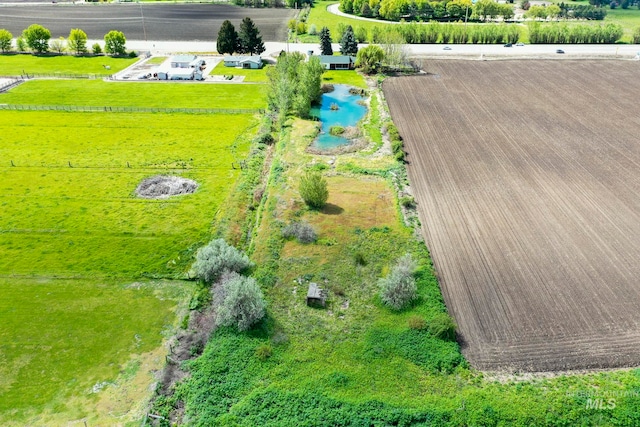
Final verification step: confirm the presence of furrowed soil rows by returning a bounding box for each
[383,60,640,372]
[0,4,293,41]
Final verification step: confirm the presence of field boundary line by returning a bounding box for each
[0,104,264,115]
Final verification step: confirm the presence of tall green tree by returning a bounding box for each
[0,29,12,53]
[340,25,358,56]
[299,171,329,209]
[238,17,265,55]
[319,26,333,56]
[104,30,126,56]
[294,55,324,117]
[68,28,88,55]
[267,52,324,128]
[355,44,384,74]
[216,20,238,55]
[22,24,51,53]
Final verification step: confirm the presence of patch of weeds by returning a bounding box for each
[407,315,427,330]
[354,251,367,266]
[399,195,416,209]
[255,343,273,361]
[428,313,457,341]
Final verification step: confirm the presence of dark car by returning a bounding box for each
[556,49,565,54]
[504,43,512,47]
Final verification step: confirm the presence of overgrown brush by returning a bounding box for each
[190,238,253,283]
[379,254,418,310]
[282,220,318,244]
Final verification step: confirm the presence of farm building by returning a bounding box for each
[170,55,198,68]
[223,55,263,69]
[319,55,356,70]
[156,66,204,81]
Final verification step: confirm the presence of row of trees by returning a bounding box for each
[216,18,265,56]
[524,3,607,20]
[341,0,515,22]
[527,21,623,43]
[0,25,127,55]
[333,22,521,44]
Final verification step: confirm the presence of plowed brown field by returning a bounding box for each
[383,60,640,372]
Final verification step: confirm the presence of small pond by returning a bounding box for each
[310,84,367,150]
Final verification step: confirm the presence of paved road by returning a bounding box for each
[0,3,294,41]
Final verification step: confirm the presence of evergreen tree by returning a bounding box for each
[216,20,238,55]
[238,17,265,55]
[319,26,333,56]
[340,25,358,56]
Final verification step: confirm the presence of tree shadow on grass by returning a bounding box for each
[322,203,344,215]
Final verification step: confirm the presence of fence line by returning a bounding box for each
[1,72,113,80]
[0,104,264,115]
[0,78,24,93]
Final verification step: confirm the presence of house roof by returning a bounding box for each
[318,55,356,64]
[224,55,262,64]
[171,54,198,63]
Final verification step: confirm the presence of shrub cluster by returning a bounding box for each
[190,238,253,284]
[387,123,405,161]
[216,271,266,332]
[282,221,318,244]
[190,239,266,332]
[634,26,640,44]
[379,254,418,310]
[428,312,457,341]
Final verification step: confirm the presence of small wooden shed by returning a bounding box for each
[306,282,327,307]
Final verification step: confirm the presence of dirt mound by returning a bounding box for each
[135,175,198,199]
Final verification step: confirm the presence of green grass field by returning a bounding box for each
[0,110,258,277]
[0,109,259,422]
[0,278,190,425]
[0,54,138,76]
[0,79,267,109]
[210,61,270,83]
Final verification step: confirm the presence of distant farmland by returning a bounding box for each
[0,3,293,41]
[383,60,640,372]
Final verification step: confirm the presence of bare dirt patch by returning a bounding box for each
[383,60,640,372]
[136,175,198,199]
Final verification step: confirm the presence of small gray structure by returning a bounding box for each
[223,55,263,69]
[306,282,328,307]
[318,55,356,70]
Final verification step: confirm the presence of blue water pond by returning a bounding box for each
[311,84,367,150]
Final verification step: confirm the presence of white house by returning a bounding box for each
[223,56,263,69]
